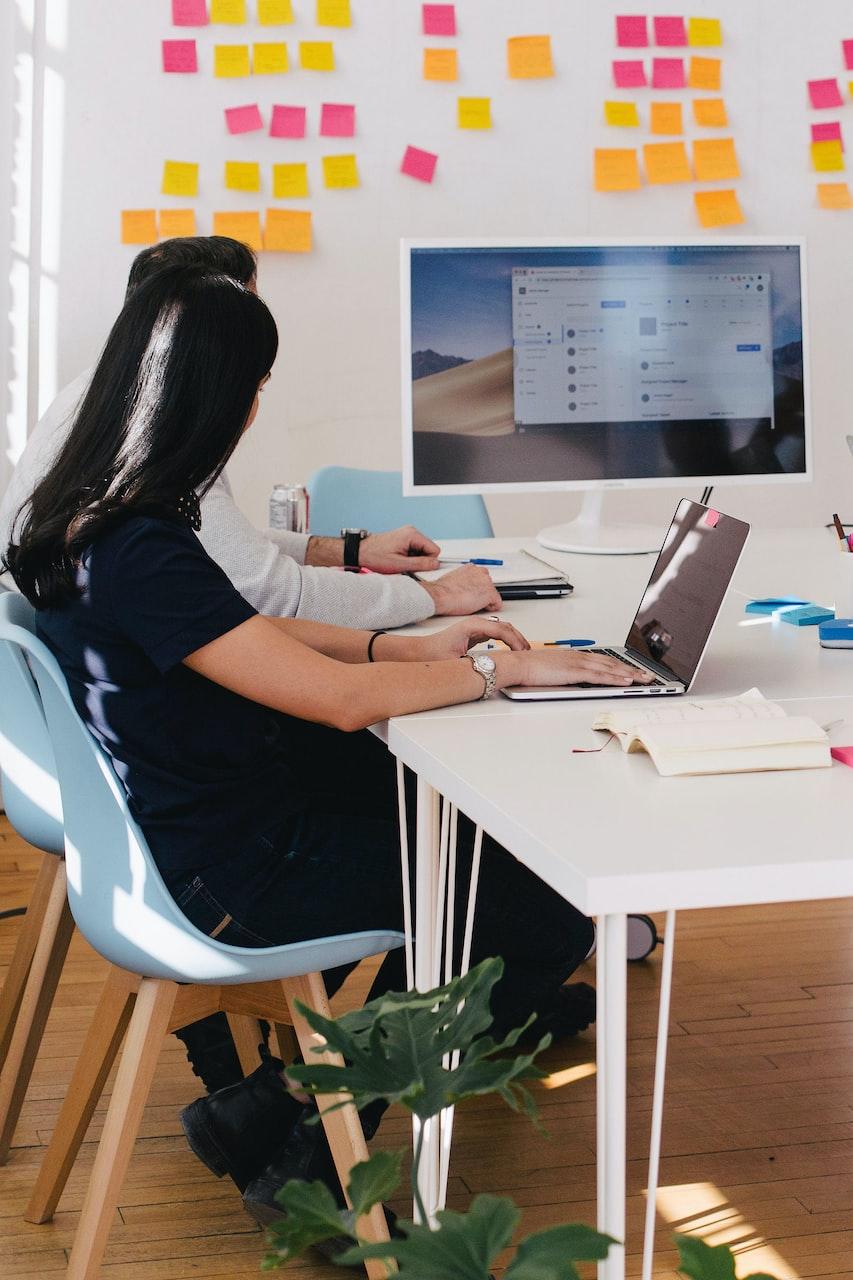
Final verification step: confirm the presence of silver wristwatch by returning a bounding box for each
[468,653,496,700]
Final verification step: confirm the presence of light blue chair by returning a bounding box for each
[307,465,493,539]
[0,603,401,1279]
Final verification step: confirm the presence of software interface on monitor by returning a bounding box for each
[408,244,806,490]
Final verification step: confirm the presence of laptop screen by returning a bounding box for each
[625,499,750,686]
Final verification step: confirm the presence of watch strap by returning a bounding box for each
[343,531,363,570]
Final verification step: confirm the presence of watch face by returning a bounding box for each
[475,654,496,673]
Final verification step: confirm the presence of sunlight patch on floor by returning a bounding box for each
[652,1181,799,1279]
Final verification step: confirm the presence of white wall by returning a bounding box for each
[6,0,853,536]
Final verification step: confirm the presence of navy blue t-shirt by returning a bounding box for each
[36,514,303,879]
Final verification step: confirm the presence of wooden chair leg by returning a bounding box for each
[25,966,139,1224]
[284,973,391,1280]
[0,862,75,1164]
[226,1013,265,1076]
[273,1021,299,1063]
[65,978,178,1280]
[0,852,64,1074]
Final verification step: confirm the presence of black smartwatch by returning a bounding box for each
[341,527,369,570]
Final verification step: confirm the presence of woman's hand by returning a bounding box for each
[416,617,531,661]
[495,647,653,689]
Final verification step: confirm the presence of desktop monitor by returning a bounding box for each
[401,237,810,553]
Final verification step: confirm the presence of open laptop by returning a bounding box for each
[503,499,750,702]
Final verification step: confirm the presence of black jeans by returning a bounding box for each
[167,722,593,1040]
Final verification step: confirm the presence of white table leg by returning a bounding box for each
[596,913,627,1280]
[641,910,677,1280]
[413,777,441,1224]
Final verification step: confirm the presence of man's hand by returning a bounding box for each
[359,525,440,573]
[419,564,502,616]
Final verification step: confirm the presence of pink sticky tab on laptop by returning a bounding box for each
[705,509,720,527]
[831,746,853,767]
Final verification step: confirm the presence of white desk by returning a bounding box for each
[380,527,853,1280]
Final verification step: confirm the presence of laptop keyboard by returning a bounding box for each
[584,648,666,687]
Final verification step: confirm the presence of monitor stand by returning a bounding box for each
[537,491,663,556]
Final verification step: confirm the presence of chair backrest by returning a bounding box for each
[0,592,64,855]
[307,466,493,540]
[0,606,403,984]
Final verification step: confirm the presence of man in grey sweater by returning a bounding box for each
[0,238,499,627]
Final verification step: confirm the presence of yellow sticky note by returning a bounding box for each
[265,209,313,252]
[694,189,744,227]
[650,102,683,135]
[159,209,197,238]
[423,48,458,81]
[322,153,360,188]
[811,140,844,173]
[121,210,157,245]
[211,0,246,21]
[272,162,309,198]
[594,148,641,192]
[604,101,640,127]
[214,44,251,77]
[225,160,261,191]
[317,0,351,26]
[644,141,692,184]
[212,211,262,251]
[507,35,554,79]
[458,97,492,129]
[687,17,722,46]
[299,41,335,70]
[161,161,199,197]
[818,181,853,209]
[693,136,740,181]
[692,98,728,127]
[253,42,288,73]
[688,55,721,90]
[258,0,294,22]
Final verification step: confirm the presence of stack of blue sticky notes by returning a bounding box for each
[819,618,853,647]
[744,597,808,615]
[744,598,834,626]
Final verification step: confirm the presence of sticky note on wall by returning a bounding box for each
[457,97,491,128]
[689,56,721,90]
[258,0,294,21]
[214,44,250,76]
[808,78,843,109]
[693,97,728,127]
[615,15,648,47]
[210,0,246,22]
[694,189,743,227]
[162,40,198,72]
[687,17,722,46]
[650,102,683,134]
[652,57,685,89]
[172,0,208,26]
[253,43,288,73]
[270,104,306,136]
[604,101,639,127]
[613,60,646,87]
[811,140,844,172]
[159,209,197,237]
[162,160,199,195]
[322,153,360,187]
[320,102,355,136]
[317,0,351,26]
[594,148,641,191]
[812,121,843,148]
[299,41,335,70]
[272,162,309,197]
[422,4,456,36]
[121,210,158,244]
[213,211,262,250]
[818,182,852,208]
[423,48,458,80]
[265,209,313,252]
[507,36,554,79]
[644,141,692,183]
[225,104,264,133]
[225,160,261,190]
[693,136,740,180]
[401,145,438,183]
[653,16,685,46]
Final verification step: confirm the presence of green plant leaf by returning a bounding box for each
[262,1178,353,1268]
[348,1150,403,1219]
[674,1235,778,1280]
[504,1223,617,1279]
[338,1193,520,1279]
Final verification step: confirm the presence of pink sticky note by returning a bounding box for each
[812,121,844,150]
[616,15,648,47]
[225,103,263,134]
[172,0,208,24]
[653,16,686,46]
[652,56,685,88]
[831,746,853,767]
[613,59,647,87]
[320,102,355,137]
[422,4,456,36]
[809,78,843,109]
[162,39,198,72]
[704,509,720,528]
[843,39,853,71]
[270,104,306,138]
[401,145,438,183]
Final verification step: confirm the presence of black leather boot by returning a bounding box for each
[180,1044,303,1191]
[173,1012,271,1094]
[516,981,596,1046]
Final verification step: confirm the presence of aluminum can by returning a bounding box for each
[269,484,309,533]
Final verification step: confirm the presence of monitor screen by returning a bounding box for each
[403,240,809,495]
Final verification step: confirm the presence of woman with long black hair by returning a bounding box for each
[5,265,647,1227]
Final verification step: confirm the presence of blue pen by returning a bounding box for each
[544,638,596,647]
[439,557,504,566]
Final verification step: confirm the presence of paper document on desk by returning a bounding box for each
[422,549,570,588]
[592,688,831,777]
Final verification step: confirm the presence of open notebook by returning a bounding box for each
[592,689,832,777]
[419,549,572,599]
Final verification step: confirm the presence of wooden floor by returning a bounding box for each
[3,817,853,1279]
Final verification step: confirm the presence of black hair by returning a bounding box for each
[5,265,278,607]
[125,235,257,298]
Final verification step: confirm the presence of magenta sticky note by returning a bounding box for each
[652,56,685,88]
[812,121,844,150]
[704,509,720,528]
[422,4,456,36]
[808,78,843,109]
[401,145,438,183]
[843,39,853,71]
[831,745,853,767]
[320,103,355,137]
[172,0,208,24]
[270,104,307,138]
[653,15,686,46]
[613,59,647,87]
[616,15,648,47]
[162,39,198,72]
[225,104,264,134]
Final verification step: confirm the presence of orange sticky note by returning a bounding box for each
[693,97,728,127]
[322,153,359,188]
[507,35,554,79]
[299,41,335,70]
[423,48,458,81]
[694,189,744,227]
[594,148,641,192]
[458,97,491,128]
[317,0,351,26]
[212,211,262,250]
[258,0,294,21]
[818,181,853,209]
[265,209,313,252]
[159,209,197,238]
[121,210,157,245]
[693,136,739,181]
[253,42,288,73]
[272,161,308,198]
[650,102,682,134]
[687,17,722,46]
[604,100,640,127]
[688,55,721,90]
[811,140,844,172]
[225,160,261,191]
[644,141,692,183]
[214,44,251,77]
[162,160,199,196]
[210,0,246,22]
